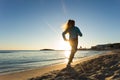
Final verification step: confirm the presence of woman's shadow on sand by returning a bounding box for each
[55,66,87,80]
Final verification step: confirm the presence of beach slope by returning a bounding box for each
[29,50,120,80]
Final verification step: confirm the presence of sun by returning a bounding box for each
[57,40,71,50]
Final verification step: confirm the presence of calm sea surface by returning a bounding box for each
[0,50,105,75]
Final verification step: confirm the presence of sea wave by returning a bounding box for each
[0,51,13,53]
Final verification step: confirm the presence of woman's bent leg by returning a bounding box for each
[68,47,77,65]
[67,39,78,66]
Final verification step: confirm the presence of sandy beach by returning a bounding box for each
[0,50,120,80]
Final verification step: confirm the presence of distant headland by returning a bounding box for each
[40,49,55,51]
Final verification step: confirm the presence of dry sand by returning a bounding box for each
[0,50,120,80]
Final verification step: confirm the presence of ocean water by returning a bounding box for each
[0,50,105,75]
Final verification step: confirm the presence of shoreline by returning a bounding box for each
[0,62,67,80]
[0,50,119,80]
[0,61,66,76]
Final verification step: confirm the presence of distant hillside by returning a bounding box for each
[91,43,120,50]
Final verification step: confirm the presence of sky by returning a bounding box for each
[0,0,120,50]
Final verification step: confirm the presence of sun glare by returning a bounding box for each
[57,33,71,50]
[64,50,71,63]
[57,40,71,50]
[56,38,71,63]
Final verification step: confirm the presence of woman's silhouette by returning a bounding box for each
[62,19,82,67]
